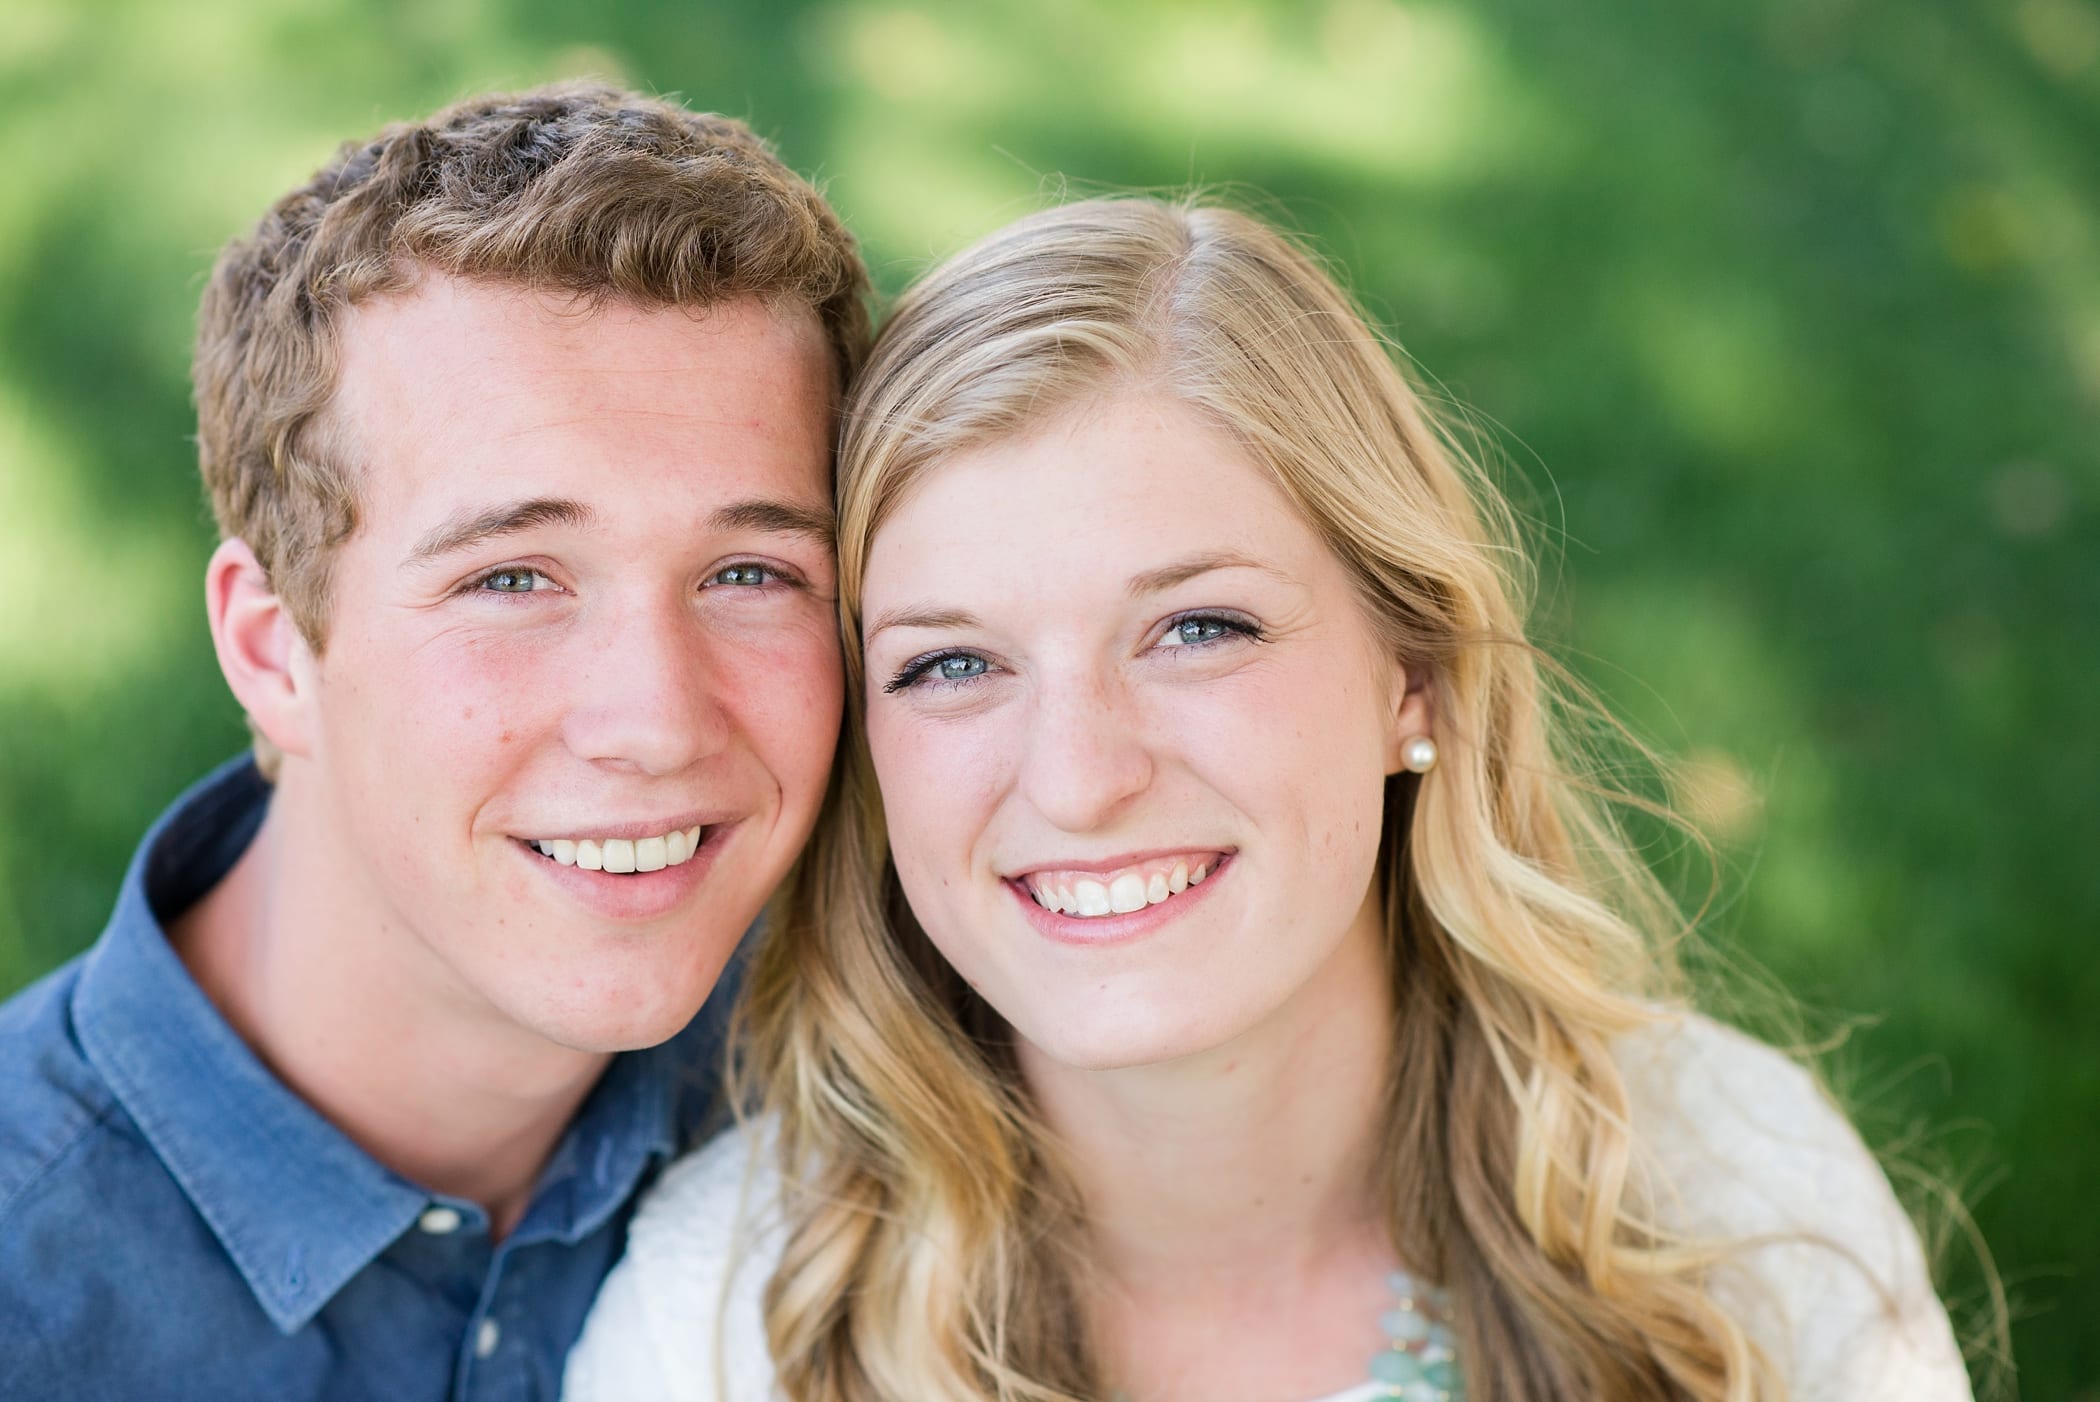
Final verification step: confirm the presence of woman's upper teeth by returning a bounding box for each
[530,826,703,873]
[1024,856,1214,916]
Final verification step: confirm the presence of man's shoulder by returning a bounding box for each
[0,956,125,1216]
[0,961,261,1391]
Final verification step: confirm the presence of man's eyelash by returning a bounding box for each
[458,565,553,597]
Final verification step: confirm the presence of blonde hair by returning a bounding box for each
[742,197,1776,1400]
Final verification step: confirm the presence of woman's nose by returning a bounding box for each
[1015,675,1155,833]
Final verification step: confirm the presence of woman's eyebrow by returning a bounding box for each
[866,553,1289,637]
[865,605,981,640]
[1126,550,1291,597]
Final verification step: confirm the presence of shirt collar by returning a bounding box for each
[70,757,700,1332]
[512,1026,689,1247]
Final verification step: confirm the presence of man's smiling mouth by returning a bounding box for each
[522,825,707,874]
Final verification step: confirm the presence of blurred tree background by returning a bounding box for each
[0,0,2091,1392]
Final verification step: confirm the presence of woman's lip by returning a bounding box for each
[1007,853,1233,947]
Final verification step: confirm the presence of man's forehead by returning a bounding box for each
[332,275,829,399]
[320,274,836,537]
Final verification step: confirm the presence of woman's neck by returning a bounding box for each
[1018,892,1400,1401]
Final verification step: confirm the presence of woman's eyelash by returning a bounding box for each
[882,613,1261,695]
[884,650,990,694]
[1159,610,1265,647]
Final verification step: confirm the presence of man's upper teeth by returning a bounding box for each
[532,826,703,872]
[1025,857,1212,916]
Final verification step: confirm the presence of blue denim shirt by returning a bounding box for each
[0,758,736,1401]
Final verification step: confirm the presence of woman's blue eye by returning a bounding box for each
[481,568,548,594]
[1176,617,1226,646]
[884,651,992,693]
[1165,616,1235,646]
[713,564,774,587]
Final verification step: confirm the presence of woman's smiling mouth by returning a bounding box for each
[1003,847,1226,923]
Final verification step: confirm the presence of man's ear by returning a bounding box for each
[1381,658,1436,776]
[205,539,317,761]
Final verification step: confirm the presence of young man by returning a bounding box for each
[0,84,867,1399]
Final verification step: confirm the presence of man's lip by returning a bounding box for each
[1002,847,1232,880]
[506,812,730,842]
[512,822,733,921]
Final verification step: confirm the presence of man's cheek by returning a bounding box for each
[397,633,561,748]
[738,630,844,747]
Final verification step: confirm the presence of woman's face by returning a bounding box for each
[861,392,1426,1072]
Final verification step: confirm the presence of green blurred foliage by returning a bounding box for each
[1,0,2092,1391]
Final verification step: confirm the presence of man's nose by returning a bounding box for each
[1015,673,1155,834]
[561,596,731,776]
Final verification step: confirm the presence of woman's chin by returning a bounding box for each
[1015,1011,1236,1076]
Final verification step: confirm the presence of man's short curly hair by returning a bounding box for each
[193,82,870,651]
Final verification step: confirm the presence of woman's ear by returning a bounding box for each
[1382,659,1435,776]
[205,539,318,763]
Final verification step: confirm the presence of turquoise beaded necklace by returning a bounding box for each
[1366,1269,1464,1402]
[1108,1268,1465,1402]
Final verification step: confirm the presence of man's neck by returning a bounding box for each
[171,801,611,1238]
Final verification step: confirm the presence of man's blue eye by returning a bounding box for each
[937,655,987,681]
[714,565,773,587]
[482,569,545,593]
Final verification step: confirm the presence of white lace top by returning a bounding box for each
[563,1014,1972,1401]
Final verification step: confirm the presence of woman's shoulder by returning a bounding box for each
[1612,1012,1971,1400]
[562,1121,785,1402]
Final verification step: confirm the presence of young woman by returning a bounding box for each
[566,199,1971,1401]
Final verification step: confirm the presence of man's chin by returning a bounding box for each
[493,948,739,1055]
[531,998,715,1056]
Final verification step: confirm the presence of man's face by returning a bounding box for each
[293,277,841,1053]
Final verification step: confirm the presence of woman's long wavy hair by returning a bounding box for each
[739,197,1779,1401]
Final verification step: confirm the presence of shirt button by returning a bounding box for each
[417,1206,463,1235]
[475,1319,501,1359]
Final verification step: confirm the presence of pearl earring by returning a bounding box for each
[1401,736,1439,774]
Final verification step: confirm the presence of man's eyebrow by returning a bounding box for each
[406,498,598,566]
[1127,550,1291,597]
[865,606,982,641]
[709,498,836,546]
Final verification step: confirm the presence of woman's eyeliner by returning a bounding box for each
[883,611,1263,695]
[885,650,980,693]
